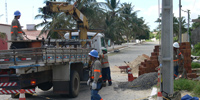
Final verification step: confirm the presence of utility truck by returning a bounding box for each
[0,1,106,98]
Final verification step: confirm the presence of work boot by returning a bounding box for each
[108,82,112,86]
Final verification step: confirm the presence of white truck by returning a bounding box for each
[0,1,107,98]
[0,32,106,98]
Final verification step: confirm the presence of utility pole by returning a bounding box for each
[158,0,161,45]
[179,0,182,43]
[187,10,190,42]
[161,0,174,97]
[5,0,8,24]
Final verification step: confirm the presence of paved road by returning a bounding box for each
[2,41,159,100]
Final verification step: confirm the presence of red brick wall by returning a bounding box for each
[138,42,197,79]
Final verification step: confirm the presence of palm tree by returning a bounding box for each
[118,3,150,42]
[173,16,187,41]
[97,0,122,41]
[192,16,200,29]
[35,0,99,38]
[155,16,187,41]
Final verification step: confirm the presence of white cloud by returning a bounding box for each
[135,5,159,31]
[143,5,158,16]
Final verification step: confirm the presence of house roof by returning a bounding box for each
[0,23,11,27]
[23,29,48,40]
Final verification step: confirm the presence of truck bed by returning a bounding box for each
[0,47,91,69]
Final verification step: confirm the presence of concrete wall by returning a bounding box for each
[181,33,188,42]
[0,24,11,49]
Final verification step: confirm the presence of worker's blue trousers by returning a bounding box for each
[102,67,112,85]
[91,82,102,100]
[174,65,179,79]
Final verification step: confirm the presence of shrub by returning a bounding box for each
[193,83,200,96]
[174,79,195,91]
[174,79,200,96]
[192,43,200,56]
[191,62,200,68]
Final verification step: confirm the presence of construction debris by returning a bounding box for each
[116,72,158,90]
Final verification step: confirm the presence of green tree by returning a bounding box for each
[35,0,99,38]
[192,15,200,29]
[155,16,187,42]
[98,0,122,41]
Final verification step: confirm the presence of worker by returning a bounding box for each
[11,10,25,40]
[173,42,186,79]
[87,50,103,100]
[99,47,112,86]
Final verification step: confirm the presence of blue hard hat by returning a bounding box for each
[14,10,21,16]
[89,50,99,58]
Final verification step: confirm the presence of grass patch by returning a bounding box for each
[191,62,200,68]
[174,79,200,97]
[174,79,195,91]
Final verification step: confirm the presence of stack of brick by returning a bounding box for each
[138,42,197,79]
[179,42,198,79]
[138,45,160,76]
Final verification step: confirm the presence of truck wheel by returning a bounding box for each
[69,70,80,98]
[38,82,53,91]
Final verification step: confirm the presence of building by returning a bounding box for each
[23,24,47,40]
[0,24,47,50]
[191,27,200,45]
[0,23,11,50]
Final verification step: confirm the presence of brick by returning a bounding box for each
[150,56,158,60]
[138,71,144,76]
[154,49,159,52]
[180,42,191,49]
[144,59,148,62]
[191,69,196,73]
[187,73,198,78]
[151,52,159,56]
[141,62,146,66]
[139,65,147,71]
[155,45,160,50]
[152,61,159,67]
[187,70,192,73]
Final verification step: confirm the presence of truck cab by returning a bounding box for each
[64,32,107,54]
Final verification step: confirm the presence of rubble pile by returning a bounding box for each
[117,72,158,90]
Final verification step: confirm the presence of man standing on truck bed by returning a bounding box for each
[87,50,103,100]
[100,48,112,86]
[11,10,25,40]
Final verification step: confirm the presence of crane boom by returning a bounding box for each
[43,1,89,45]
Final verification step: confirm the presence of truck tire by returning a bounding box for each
[69,70,80,98]
[38,82,53,91]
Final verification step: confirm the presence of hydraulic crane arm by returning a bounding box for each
[43,1,89,29]
[43,1,88,46]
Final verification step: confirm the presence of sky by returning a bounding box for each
[0,0,200,31]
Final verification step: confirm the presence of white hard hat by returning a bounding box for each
[173,42,180,48]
